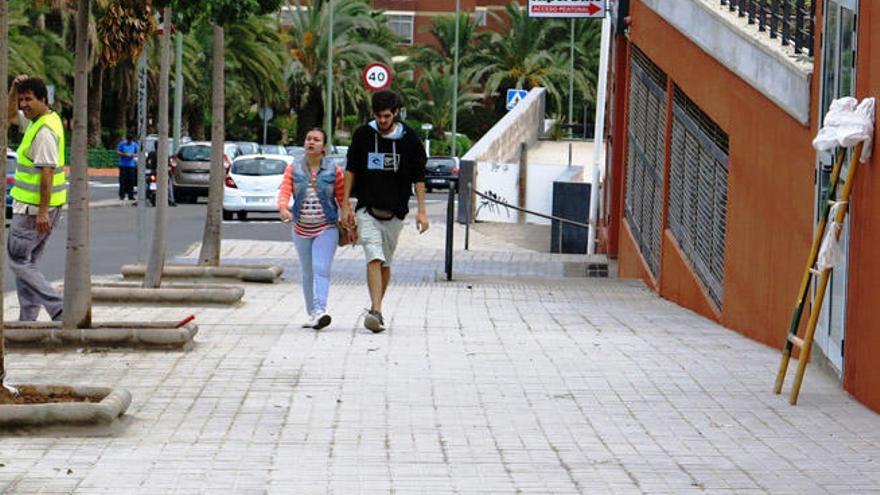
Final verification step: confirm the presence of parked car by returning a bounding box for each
[224,142,242,163]
[260,144,287,156]
[171,141,213,202]
[285,146,305,159]
[424,156,459,192]
[222,154,293,221]
[145,134,191,156]
[6,149,16,219]
[233,141,260,156]
[325,154,347,171]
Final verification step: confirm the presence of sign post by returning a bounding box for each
[362,62,393,92]
[527,0,606,17]
[506,89,529,111]
[258,106,274,146]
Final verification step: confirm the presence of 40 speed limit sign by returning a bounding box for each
[362,62,393,92]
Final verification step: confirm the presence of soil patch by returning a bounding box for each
[0,385,95,405]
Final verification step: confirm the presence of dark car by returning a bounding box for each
[424,156,459,192]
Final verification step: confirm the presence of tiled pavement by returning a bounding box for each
[1,220,879,494]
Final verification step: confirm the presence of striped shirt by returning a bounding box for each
[277,163,345,239]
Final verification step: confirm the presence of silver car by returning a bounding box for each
[171,142,213,202]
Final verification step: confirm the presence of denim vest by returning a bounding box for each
[291,157,339,223]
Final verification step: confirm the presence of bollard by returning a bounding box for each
[444,178,457,281]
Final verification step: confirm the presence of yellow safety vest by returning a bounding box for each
[11,111,67,206]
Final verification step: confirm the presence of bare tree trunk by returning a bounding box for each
[198,25,224,266]
[62,0,92,328]
[143,6,172,288]
[0,0,9,384]
[87,63,103,147]
[187,106,205,140]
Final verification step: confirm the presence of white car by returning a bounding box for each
[222,154,293,221]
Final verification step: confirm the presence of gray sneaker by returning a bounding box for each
[364,310,386,333]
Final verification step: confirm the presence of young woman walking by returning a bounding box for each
[277,128,347,329]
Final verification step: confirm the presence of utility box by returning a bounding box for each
[551,181,590,254]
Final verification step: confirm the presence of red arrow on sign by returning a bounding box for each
[586,2,602,16]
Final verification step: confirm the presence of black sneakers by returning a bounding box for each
[364,310,386,333]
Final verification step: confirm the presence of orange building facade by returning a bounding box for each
[605,0,880,412]
[372,0,526,48]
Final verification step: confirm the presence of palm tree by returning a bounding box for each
[8,0,73,106]
[0,0,10,391]
[411,65,481,140]
[195,21,224,266]
[63,0,92,328]
[143,5,172,286]
[284,0,391,142]
[198,0,284,266]
[90,0,156,146]
[475,2,570,114]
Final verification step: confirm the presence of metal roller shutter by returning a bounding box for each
[624,47,667,277]
[668,86,729,307]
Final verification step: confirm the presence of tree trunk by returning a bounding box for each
[143,7,172,288]
[0,0,9,385]
[198,25,224,266]
[87,63,103,147]
[62,0,92,328]
[187,105,205,140]
[295,91,323,144]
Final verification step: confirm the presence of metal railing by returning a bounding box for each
[719,0,815,56]
[466,184,590,255]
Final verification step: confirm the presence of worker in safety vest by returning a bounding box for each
[5,75,66,321]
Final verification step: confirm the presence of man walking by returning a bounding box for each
[116,133,138,201]
[6,75,66,321]
[341,90,429,333]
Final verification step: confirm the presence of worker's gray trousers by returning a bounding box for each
[7,209,63,321]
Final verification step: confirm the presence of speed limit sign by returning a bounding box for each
[362,62,393,92]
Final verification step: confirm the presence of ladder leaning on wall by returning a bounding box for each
[773,97,875,405]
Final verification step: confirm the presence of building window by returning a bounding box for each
[667,86,729,307]
[386,12,414,45]
[473,8,488,27]
[625,46,667,277]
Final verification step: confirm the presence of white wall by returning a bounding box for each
[474,161,519,223]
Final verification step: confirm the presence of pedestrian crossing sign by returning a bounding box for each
[506,89,529,111]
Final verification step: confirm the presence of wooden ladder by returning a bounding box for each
[773,141,864,405]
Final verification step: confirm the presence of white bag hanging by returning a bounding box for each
[812,97,876,163]
[816,202,847,271]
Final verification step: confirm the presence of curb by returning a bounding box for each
[120,263,284,283]
[4,321,199,349]
[0,385,132,426]
[91,283,245,304]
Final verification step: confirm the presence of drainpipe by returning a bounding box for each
[587,15,612,255]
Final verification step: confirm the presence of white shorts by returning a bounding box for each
[356,208,403,267]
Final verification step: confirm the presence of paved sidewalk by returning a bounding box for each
[1,222,879,494]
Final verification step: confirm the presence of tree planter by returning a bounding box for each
[4,321,199,349]
[120,263,283,283]
[0,385,131,426]
[89,282,244,304]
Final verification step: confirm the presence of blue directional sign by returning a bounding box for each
[506,89,529,111]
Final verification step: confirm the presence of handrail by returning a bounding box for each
[471,186,590,229]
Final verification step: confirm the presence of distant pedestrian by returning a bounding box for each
[146,145,176,206]
[5,75,66,321]
[116,133,139,201]
[341,90,429,333]
[277,128,349,330]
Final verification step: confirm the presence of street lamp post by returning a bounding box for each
[568,18,575,134]
[325,0,333,147]
[451,0,460,157]
[422,123,433,156]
